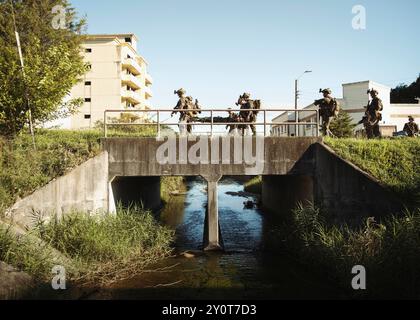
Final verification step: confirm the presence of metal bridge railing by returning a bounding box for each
[103,108,320,138]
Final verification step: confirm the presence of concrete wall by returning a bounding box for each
[7,152,112,229]
[313,143,404,225]
[262,175,314,216]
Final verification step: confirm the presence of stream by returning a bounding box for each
[91,177,339,300]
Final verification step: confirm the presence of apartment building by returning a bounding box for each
[55,33,153,129]
[272,80,420,137]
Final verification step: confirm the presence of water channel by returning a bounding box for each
[92,177,338,300]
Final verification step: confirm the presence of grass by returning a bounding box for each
[0,207,174,285]
[325,137,420,205]
[0,225,62,280]
[0,130,102,212]
[276,203,420,299]
[244,176,262,194]
[161,176,187,203]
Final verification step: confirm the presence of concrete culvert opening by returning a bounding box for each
[111,176,162,211]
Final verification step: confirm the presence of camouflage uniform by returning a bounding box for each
[314,89,340,137]
[172,88,189,134]
[366,90,383,138]
[226,110,240,134]
[185,96,201,134]
[237,93,258,136]
[404,117,419,137]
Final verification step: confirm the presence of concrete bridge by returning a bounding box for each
[8,136,404,252]
[103,136,319,251]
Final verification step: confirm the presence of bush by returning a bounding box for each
[289,203,420,299]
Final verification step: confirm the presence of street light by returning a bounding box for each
[294,70,312,137]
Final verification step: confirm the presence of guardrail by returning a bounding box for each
[103,109,320,138]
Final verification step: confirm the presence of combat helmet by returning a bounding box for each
[320,88,332,95]
[174,88,186,96]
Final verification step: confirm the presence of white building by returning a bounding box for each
[50,33,153,129]
[272,80,420,137]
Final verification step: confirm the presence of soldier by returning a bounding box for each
[185,96,202,134]
[358,111,373,139]
[226,109,240,135]
[172,88,201,135]
[236,93,260,136]
[403,116,419,137]
[314,88,340,137]
[171,88,188,134]
[366,89,383,138]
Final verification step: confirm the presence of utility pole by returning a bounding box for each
[294,70,312,137]
[294,79,298,136]
[10,0,36,149]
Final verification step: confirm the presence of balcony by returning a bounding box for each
[121,89,141,105]
[121,73,142,90]
[144,86,153,98]
[122,58,142,76]
[145,73,153,85]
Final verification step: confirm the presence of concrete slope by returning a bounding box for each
[313,142,405,224]
[6,152,113,229]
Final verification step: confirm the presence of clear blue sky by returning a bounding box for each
[71,0,420,109]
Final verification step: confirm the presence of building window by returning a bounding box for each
[86,64,92,70]
[85,81,91,86]
[85,98,91,102]
[85,48,92,53]
[125,37,132,44]
[84,115,91,119]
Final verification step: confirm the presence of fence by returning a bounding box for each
[103,108,320,138]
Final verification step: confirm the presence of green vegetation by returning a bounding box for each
[0,225,62,280]
[280,203,420,299]
[0,0,87,137]
[0,208,174,285]
[244,176,262,194]
[0,130,102,212]
[330,111,357,138]
[161,177,186,203]
[391,74,420,104]
[325,137,420,205]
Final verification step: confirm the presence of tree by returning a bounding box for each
[330,111,356,138]
[0,0,87,138]
[391,74,420,104]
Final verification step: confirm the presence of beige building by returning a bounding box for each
[52,33,153,129]
[272,80,420,137]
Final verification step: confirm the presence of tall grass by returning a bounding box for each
[0,208,175,285]
[288,203,420,299]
